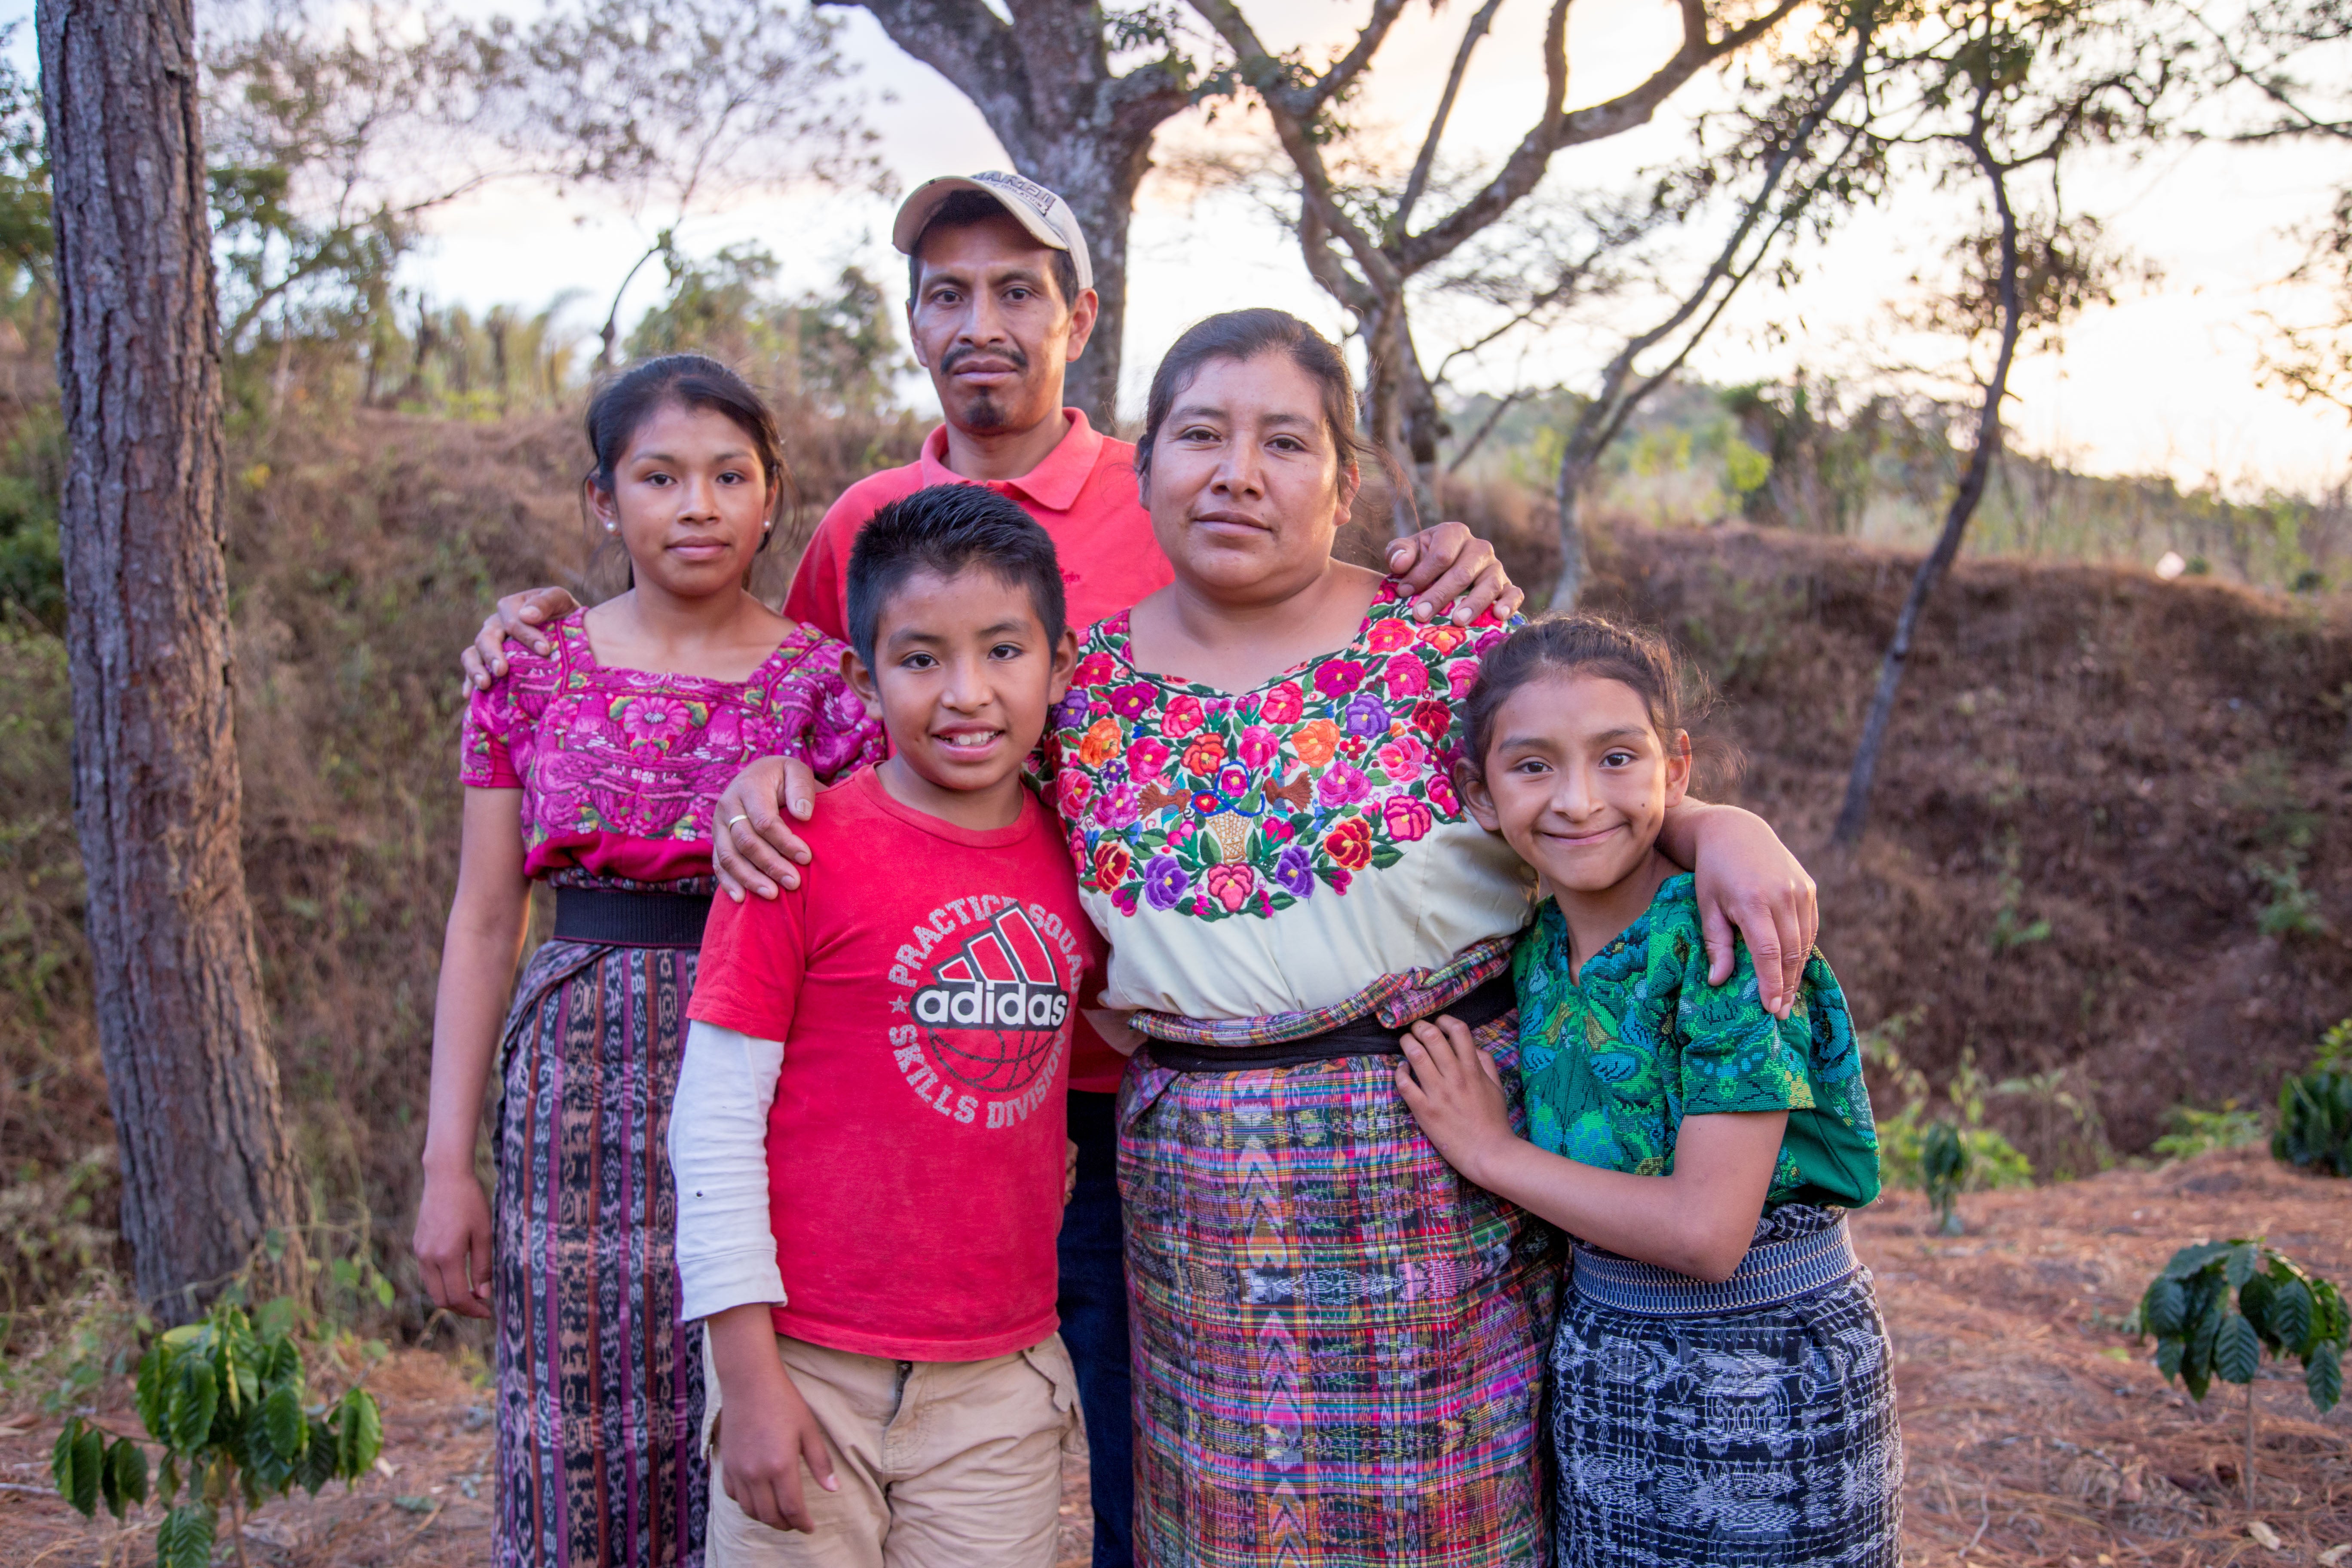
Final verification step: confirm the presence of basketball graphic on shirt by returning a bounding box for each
[907,904,1073,1093]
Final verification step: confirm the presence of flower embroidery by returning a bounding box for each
[1202,862,1256,912]
[1047,589,1510,923]
[1143,854,1191,910]
[1128,735,1172,783]
[616,694,701,753]
[1381,794,1435,842]
[1292,718,1341,767]
[1181,732,1227,780]
[1325,817,1375,870]
[1341,691,1390,739]
[1078,717,1124,766]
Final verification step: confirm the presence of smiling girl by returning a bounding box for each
[1396,615,1901,1568]
[413,355,881,1568]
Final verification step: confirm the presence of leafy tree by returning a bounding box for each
[2136,1239,2347,1507]
[52,1301,383,1568]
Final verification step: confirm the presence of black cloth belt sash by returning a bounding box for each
[1147,972,1519,1073]
[551,886,714,948]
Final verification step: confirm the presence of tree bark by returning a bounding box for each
[826,0,1190,427]
[39,0,306,1318]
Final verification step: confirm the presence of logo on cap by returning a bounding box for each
[971,170,1058,221]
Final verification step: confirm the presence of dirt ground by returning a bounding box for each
[3,1146,2346,1567]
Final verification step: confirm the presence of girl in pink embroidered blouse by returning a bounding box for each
[416,356,880,1568]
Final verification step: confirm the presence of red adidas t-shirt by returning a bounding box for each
[688,766,1103,1362]
[785,411,1170,1096]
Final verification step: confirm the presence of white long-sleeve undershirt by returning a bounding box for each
[667,1020,787,1323]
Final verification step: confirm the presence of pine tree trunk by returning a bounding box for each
[38,0,306,1319]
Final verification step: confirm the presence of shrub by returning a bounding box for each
[2152,1101,2267,1161]
[2272,1017,2352,1178]
[51,1299,382,1568]
[2136,1240,2346,1507]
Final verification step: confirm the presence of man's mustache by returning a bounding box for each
[941,341,1031,375]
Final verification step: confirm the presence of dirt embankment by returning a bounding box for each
[1571,523,2352,1162]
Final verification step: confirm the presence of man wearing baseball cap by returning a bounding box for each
[460,168,1521,1568]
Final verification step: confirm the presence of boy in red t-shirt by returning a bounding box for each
[670,484,1099,1567]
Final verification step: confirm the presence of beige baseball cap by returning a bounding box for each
[892,171,1095,295]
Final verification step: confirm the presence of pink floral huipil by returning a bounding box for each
[460,611,882,882]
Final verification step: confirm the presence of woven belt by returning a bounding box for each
[1148,974,1517,1073]
[1571,1215,1859,1317]
[551,887,713,948]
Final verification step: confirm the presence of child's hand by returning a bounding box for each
[1064,1139,1078,1205]
[717,1362,838,1533]
[413,1170,494,1320]
[1395,1014,1514,1187]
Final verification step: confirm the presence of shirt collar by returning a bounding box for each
[916,409,1104,513]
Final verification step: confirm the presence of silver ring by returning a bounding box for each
[725,814,750,829]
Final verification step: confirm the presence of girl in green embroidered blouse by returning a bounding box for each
[1395,614,1879,1283]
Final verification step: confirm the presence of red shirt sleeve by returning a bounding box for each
[689,885,811,1042]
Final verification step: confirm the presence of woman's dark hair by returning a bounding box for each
[1133,308,1415,530]
[582,353,792,547]
[1459,612,1722,778]
[845,483,1068,674]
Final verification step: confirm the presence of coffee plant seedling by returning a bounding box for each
[2136,1240,2347,1508]
[1921,1118,1970,1234]
[2271,1017,2352,1177]
[52,1299,383,1568]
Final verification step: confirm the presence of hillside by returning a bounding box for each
[0,404,2347,1323]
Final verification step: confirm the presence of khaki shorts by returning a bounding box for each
[702,1329,1082,1568]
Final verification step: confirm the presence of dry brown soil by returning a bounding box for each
[4,1147,2346,1567]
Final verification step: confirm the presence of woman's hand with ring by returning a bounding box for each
[713,757,823,901]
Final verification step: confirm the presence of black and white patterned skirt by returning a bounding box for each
[1550,1205,1904,1568]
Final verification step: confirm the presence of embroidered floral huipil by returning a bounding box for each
[459,610,882,882]
[1046,582,1534,1024]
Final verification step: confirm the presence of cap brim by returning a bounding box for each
[892,176,1073,259]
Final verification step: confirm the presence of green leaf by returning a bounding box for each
[158,1453,181,1507]
[168,1354,218,1453]
[300,1418,339,1495]
[156,1504,217,1568]
[2226,1243,2260,1289]
[2161,1240,2233,1281]
[335,1389,383,1479]
[2155,1335,2184,1381]
[372,1274,395,1309]
[134,1348,168,1439]
[51,1416,80,1513]
[2216,1313,2263,1384]
[2267,1277,2315,1353]
[110,1439,148,1513]
[2144,1277,2186,1336]
[260,1380,306,1464]
[68,1424,101,1517]
[2308,1340,2342,1413]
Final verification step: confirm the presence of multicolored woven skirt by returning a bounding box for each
[492,917,707,1568]
[1550,1205,1903,1568]
[1118,1011,1563,1568]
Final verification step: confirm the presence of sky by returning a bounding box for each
[6,0,2350,496]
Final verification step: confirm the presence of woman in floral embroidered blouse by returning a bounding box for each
[414,358,880,1568]
[1041,311,1817,1568]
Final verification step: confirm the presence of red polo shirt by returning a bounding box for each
[785,410,1169,1093]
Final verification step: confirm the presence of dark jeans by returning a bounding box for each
[1057,1089,1133,1568]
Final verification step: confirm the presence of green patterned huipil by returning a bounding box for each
[1512,873,1879,1208]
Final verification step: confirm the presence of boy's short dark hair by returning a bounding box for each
[845,484,1068,673]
